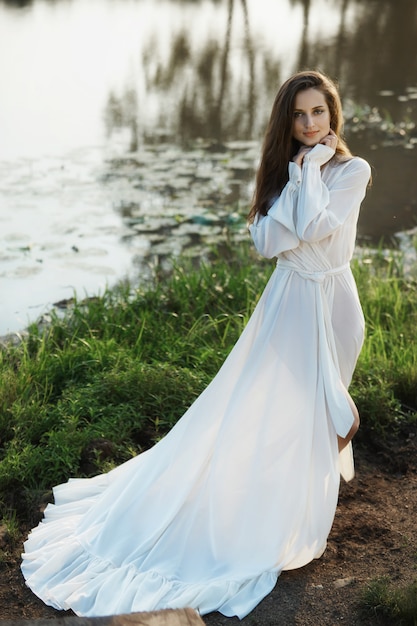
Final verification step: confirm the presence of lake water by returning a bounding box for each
[1,0,417,335]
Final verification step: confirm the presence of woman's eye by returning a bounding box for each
[294,110,325,118]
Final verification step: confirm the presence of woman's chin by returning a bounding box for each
[299,139,319,147]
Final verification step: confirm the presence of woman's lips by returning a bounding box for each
[304,131,319,138]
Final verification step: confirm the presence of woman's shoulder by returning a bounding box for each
[339,154,371,173]
[333,154,372,182]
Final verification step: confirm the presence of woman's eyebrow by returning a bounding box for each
[294,105,325,112]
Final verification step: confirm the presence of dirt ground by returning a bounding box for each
[1,430,416,625]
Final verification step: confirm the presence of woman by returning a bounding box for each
[21,71,371,619]
[248,70,370,459]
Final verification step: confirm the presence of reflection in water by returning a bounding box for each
[346,1,417,101]
[2,0,417,148]
[295,0,311,69]
[105,88,138,152]
[100,0,417,243]
[2,0,33,5]
[299,0,417,128]
[1,0,417,333]
[100,0,417,147]
[105,0,257,145]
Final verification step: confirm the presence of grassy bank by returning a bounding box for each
[1,242,417,522]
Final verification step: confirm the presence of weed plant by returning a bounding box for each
[0,242,417,520]
[360,577,417,625]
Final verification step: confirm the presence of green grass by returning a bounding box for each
[360,577,417,625]
[352,251,417,439]
[0,242,417,520]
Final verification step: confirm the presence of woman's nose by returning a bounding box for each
[305,114,314,128]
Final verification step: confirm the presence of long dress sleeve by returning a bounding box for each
[248,162,302,258]
[295,144,371,242]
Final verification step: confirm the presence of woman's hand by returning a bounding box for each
[320,129,338,150]
[292,130,338,167]
[292,145,312,167]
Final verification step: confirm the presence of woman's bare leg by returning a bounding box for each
[338,389,360,452]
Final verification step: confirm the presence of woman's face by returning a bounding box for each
[292,88,331,146]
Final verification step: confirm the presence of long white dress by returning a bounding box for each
[21,143,371,619]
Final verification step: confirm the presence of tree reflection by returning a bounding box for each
[1,0,33,5]
[104,88,138,152]
[104,0,417,148]
[294,0,417,122]
[343,0,417,121]
[104,0,257,146]
[168,0,256,142]
[296,0,311,69]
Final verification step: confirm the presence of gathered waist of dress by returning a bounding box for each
[276,259,350,283]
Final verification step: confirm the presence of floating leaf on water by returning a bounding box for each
[133,217,178,233]
[191,214,220,226]
[192,175,212,183]
[204,233,228,246]
[150,241,184,257]
[224,140,258,151]
[164,179,194,192]
[136,233,165,244]
[125,217,145,227]
[229,161,254,179]
[175,235,193,249]
[225,212,245,224]
[175,222,206,236]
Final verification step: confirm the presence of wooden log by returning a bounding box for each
[0,608,205,626]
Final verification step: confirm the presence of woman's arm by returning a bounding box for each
[295,145,371,242]
[248,162,302,258]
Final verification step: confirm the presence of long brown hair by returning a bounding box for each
[248,70,352,223]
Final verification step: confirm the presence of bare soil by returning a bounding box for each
[1,430,416,625]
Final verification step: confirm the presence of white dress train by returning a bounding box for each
[21,144,371,618]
